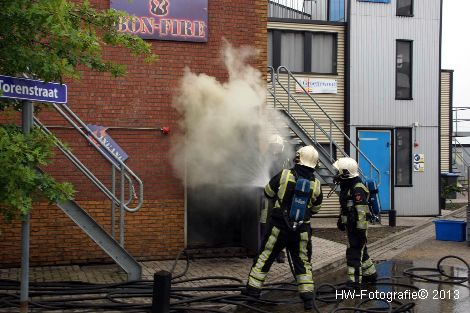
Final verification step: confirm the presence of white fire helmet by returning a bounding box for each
[296,146,319,169]
[332,157,359,179]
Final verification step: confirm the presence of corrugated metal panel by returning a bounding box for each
[440,71,451,172]
[394,127,440,216]
[267,22,345,216]
[318,187,340,216]
[349,0,441,216]
[349,0,441,127]
[268,22,345,33]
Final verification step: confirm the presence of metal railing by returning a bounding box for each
[267,66,381,185]
[34,103,144,246]
[268,0,347,22]
[452,139,470,180]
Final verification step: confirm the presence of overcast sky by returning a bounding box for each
[442,0,470,138]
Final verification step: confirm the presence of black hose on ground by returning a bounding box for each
[0,255,468,312]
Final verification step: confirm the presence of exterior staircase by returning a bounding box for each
[267,66,380,216]
[34,103,144,280]
[452,139,469,191]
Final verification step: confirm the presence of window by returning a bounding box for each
[280,32,304,72]
[395,128,412,186]
[396,40,412,100]
[268,30,337,74]
[397,0,413,17]
[311,33,335,73]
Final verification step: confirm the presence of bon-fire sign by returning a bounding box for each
[111,0,208,42]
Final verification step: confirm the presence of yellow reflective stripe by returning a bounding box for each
[249,268,267,281]
[264,183,275,198]
[298,283,314,292]
[296,274,312,283]
[260,199,269,223]
[254,227,280,271]
[313,179,321,198]
[363,266,376,276]
[362,258,376,276]
[347,266,355,281]
[248,276,263,288]
[298,231,313,282]
[312,205,321,214]
[356,205,368,229]
[277,170,291,201]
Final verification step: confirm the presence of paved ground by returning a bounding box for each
[0,206,468,312]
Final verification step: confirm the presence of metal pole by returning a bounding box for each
[20,101,33,313]
[467,166,470,207]
[112,165,116,239]
[119,165,125,247]
[287,74,291,113]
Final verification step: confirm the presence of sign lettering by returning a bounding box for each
[111,0,208,42]
[0,75,67,104]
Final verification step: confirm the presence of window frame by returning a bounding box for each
[395,39,413,100]
[394,127,413,187]
[396,0,414,17]
[268,29,338,75]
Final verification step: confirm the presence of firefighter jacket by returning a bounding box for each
[263,164,323,225]
[338,177,370,231]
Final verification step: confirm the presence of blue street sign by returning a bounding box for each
[87,124,129,167]
[0,75,67,104]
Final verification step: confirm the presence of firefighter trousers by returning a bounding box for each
[346,229,376,283]
[247,222,314,298]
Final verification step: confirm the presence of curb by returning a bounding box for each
[369,206,468,251]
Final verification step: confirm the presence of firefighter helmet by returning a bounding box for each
[332,157,359,179]
[296,146,319,169]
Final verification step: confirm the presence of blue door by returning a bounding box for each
[358,130,391,211]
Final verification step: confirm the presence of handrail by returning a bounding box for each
[453,138,470,165]
[33,117,135,207]
[43,103,143,213]
[271,66,381,185]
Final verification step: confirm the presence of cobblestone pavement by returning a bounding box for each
[0,207,467,312]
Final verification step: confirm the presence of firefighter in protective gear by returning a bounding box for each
[245,145,323,310]
[333,158,377,289]
[260,135,289,263]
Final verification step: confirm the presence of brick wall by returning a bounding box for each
[0,0,267,266]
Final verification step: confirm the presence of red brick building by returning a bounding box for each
[0,0,267,266]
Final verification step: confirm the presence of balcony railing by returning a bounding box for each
[268,0,347,22]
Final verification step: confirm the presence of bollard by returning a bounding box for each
[152,270,172,313]
[389,209,396,227]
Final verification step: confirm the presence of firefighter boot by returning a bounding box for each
[300,292,314,311]
[362,272,378,284]
[241,285,261,299]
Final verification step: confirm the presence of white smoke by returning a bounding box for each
[171,42,293,188]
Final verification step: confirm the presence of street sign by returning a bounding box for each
[0,75,67,104]
[87,124,129,167]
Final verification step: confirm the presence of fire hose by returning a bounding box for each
[0,255,468,312]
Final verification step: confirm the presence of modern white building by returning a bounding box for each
[267,0,451,216]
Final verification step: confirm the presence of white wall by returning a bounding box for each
[349,0,441,215]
